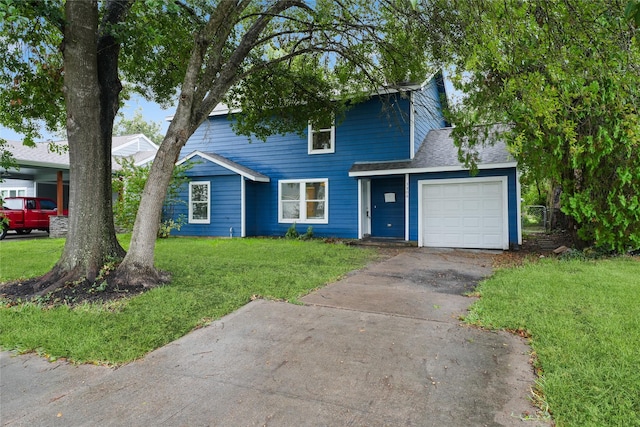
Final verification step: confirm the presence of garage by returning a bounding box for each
[418,177,509,250]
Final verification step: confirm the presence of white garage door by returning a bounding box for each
[419,177,508,249]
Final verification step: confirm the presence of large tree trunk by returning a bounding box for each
[112,18,217,287]
[112,127,188,287]
[34,1,126,295]
[112,0,323,287]
[112,74,206,286]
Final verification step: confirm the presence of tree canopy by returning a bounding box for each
[0,0,433,290]
[114,109,164,144]
[420,0,640,251]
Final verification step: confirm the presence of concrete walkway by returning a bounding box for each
[1,248,549,426]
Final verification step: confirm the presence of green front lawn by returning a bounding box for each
[467,257,640,427]
[0,237,375,364]
[3,238,639,426]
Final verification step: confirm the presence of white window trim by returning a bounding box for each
[308,121,335,154]
[188,181,210,224]
[0,187,27,198]
[278,178,329,224]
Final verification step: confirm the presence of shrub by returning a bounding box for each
[112,158,191,237]
[285,223,299,239]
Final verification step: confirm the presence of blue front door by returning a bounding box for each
[370,177,405,238]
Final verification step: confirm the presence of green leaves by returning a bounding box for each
[112,158,190,235]
[0,0,65,143]
[625,0,640,27]
[427,0,640,251]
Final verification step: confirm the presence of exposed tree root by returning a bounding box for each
[0,261,166,307]
[109,262,171,289]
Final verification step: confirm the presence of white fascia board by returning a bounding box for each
[175,151,197,165]
[208,103,242,117]
[112,135,159,154]
[14,160,70,170]
[348,162,518,177]
[206,84,426,119]
[373,84,422,96]
[177,150,270,182]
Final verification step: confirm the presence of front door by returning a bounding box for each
[370,177,405,238]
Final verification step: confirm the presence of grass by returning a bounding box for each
[466,257,640,427]
[0,236,375,364]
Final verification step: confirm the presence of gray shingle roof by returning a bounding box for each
[349,126,515,175]
[412,127,514,168]
[112,151,158,171]
[349,159,412,173]
[112,134,140,148]
[179,151,270,182]
[3,135,158,172]
[2,139,69,168]
[201,152,269,181]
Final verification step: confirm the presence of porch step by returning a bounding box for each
[354,237,418,248]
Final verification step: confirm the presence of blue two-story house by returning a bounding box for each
[172,77,521,250]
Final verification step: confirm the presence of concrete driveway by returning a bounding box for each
[1,248,549,426]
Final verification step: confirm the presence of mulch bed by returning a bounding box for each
[0,274,147,307]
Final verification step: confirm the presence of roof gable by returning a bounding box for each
[4,134,159,172]
[349,126,516,177]
[112,134,159,156]
[177,151,270,182]
[412,127,514,168]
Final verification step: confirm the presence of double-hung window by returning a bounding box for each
[279,179,328,224]
[189,181,210,224]
[308,116,335,154]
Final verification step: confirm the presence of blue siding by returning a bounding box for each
[178,94,413,238]
[244,180,258,236]
[407,168,519,246]
[413,80,446,155]
[175,175,243,237]
[174,156,244,237]
[173,78,519,246]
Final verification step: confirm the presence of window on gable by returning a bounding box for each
[308,116,335,154]
[189,181,210,224]
[279,179,328,224]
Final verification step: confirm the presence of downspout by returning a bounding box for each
[241,176,246,237]
[405,173,410,241]
[357,178,363,239]
[516,169,522,246]
[410,91,416,158]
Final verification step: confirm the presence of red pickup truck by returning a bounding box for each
[0,197,66,240]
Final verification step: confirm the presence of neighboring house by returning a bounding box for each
[0,134,158,205]
[0,140,69,202]
[173,76,521,250]
[111,134,159,170]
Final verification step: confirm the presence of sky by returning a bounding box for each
[0,95,175,143]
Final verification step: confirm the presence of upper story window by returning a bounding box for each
[279,179,328,224]
[308,116,335,154]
